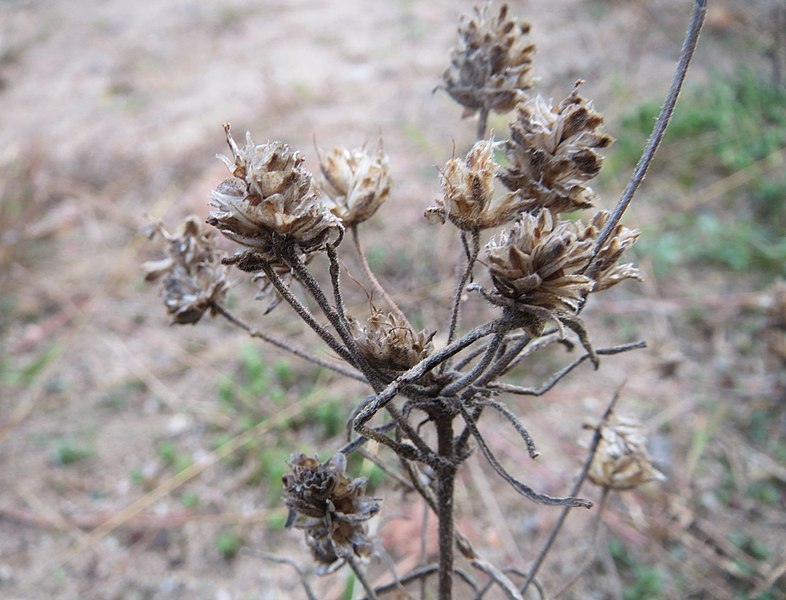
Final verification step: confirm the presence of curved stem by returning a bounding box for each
[351,225,409,325]
[346,554,378,600]
[259,260,355,365]
[211,303,365,381]
[584,0,707,284]
[443,229,481,367]
[519,388,623,596]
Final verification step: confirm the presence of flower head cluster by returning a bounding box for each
[499,82,613,215]
[283,452,379,570]
[319,144,392,226]
[143,216,227,325]
[485,210,594,331]
[440,3,536,116]
[207,125,343,262]
[484,210,641,332]
[350,310,435,375]
[425,138,525,230]
[587,417,666,490]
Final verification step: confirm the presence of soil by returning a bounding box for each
[2,1,784,599]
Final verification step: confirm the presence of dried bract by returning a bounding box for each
[485,210,594,332]
[587,417,666,490]
[283,453,379,570]
[350,310,435,375]
[143,216,227,325]
[425,138,526,230]
[440,3,536,116]
[319,144,392,226]
[208,125,343,260]
[578,211,641,291]
[499,82,613,215]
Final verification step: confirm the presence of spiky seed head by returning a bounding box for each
[499,82,613,215]
[440,3,536,116]
[587,417,666,490]
[143,216,227,325]
[485,210,594,328]
[349,310,435,376]
[283,453,379,569]
[208,125,343,261]
[577,211,642,291]
[319,143,392,226]
[425,138,526,230]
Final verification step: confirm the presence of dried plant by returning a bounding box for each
[144,2,707,598]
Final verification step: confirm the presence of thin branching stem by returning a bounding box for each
[351,225,409,325]
[259,260,355,365]
[519,388,623,596]
[470,559,524,600]
[360,564,479,598]
[552,487,611,598]
[441,331,506,396]
[583,0,707,285]
[443,228,481,365]
[346,554,379,600]
[488,341,646,396]
[473,397,539,458]
[456,400,592,508]
[284,248,371,377]
[211,303,365,381]
[353,317,505,433]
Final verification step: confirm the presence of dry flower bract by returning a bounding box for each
[587,417,666,490]
[349,310,435,375]
[208,125,343,261]
[577,211,642,291]
[425,138,526,230]
[499,82,613,215]
[485,210,594,332]
[440,3,536,116]
[283,453,380,571]
[143,216,227,325]
[319,144,392,226]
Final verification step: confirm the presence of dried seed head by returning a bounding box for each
[577,211,642,291]
[208,125,343,260]
[587,417,666,491]
[283,453,379,569]
[485,210,594,329]
[349,310,435,375]
[143,216,228,325]
[319,143,392,226]
[425,138,526,230]
[499,82,613,215]
[440,3,536,116]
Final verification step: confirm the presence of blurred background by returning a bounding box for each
[1,0,785,598]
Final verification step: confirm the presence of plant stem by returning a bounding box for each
[211,303,365,381]
[477,107,490,140]
[443,229,480,371]
[351,225,409,326]
[519,388,623,596]
[584,0,707,284]
[435,416,456,600]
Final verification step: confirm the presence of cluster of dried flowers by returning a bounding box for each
[143,2,679,597]
[283,453,379,571]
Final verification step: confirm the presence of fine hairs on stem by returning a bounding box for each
[143,3,706,598]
